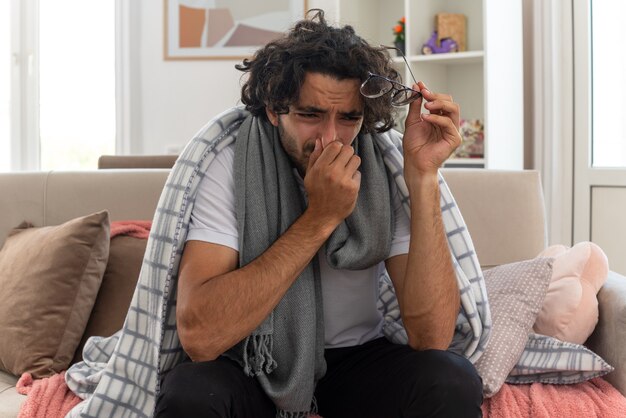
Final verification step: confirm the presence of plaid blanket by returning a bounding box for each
[65,107,492,417]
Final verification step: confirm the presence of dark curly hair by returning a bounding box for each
[235,9,401,133]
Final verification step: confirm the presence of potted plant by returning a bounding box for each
[392,17,406,55]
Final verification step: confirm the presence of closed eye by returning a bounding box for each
[296,113,320,119]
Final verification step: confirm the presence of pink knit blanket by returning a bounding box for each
[16,372,81,418]
[17,374,626,418]
[110,220,152,239]
[482,378,626,418]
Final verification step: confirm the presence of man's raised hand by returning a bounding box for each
[402,81,462,181]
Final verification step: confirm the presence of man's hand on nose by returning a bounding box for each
[304,139,361,228]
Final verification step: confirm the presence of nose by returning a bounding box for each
[320,120,338,148]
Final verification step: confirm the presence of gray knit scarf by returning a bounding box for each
[227,115,393,417]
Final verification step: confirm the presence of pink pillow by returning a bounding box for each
[533,242,608,344]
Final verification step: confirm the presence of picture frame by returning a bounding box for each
[164,0,308,60]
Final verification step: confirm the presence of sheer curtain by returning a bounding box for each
[0,0,10,172]
[528,0,574,246]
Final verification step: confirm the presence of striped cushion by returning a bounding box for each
[507,333,613,384]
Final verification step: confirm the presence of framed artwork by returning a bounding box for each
[164,0,307,60]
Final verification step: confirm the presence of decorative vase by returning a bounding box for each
[394,41,406,56]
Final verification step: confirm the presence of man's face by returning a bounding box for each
[266,72,365,175]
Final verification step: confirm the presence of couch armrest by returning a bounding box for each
[0,370,22,418]
[585,271,626,396]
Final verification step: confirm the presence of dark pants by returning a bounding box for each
[155,337,483,418]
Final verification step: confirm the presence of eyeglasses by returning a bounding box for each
[360,46,421,107]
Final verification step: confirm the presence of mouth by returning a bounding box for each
[302,143,315,163]
[303,142,316,155]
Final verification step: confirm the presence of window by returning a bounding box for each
[5,0,116,171]
[591,0,626,167]
[572,0,626,275]
[0,0,10,171]
[39,0,115,170]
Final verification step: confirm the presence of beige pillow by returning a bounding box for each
[73,235,146,363]
[0,211,110,378]
[475,257,553,397]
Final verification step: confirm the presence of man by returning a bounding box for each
[155,9,482,418]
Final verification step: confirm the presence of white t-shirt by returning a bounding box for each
[187,142,411,348]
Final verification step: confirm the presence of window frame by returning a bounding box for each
[8,0,126,171]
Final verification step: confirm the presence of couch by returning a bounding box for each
[0,168,625,417]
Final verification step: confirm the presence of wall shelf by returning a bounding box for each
[394,51,485,65]
[337,0,523,169]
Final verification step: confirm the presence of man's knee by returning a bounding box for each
[155,360,235,417]
[419,350,483,413]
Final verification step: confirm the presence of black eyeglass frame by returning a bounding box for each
[359,45,422,107]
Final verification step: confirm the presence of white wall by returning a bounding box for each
[135,0,242,154]
[131,0,336,155]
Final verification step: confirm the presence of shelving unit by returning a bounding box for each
[336,0,523,169]
[406,51,484,64]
